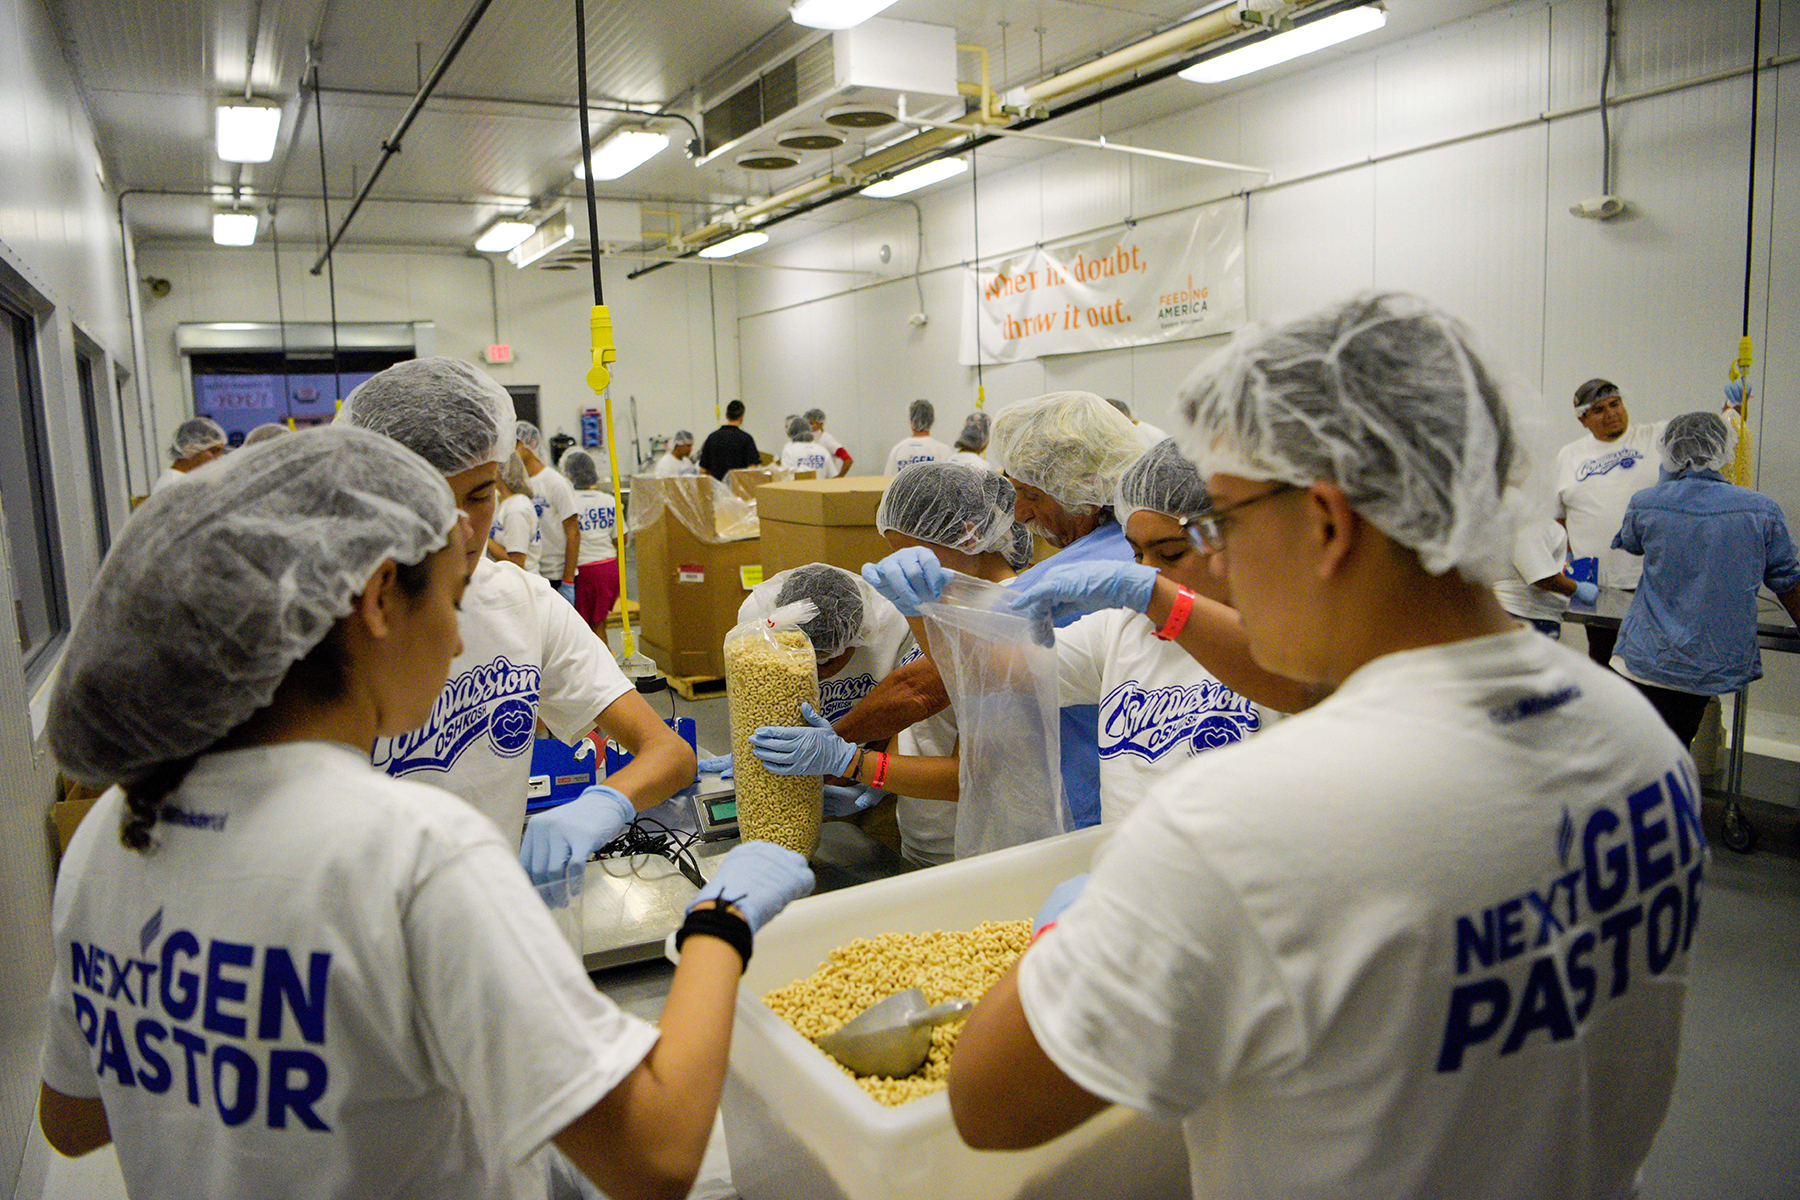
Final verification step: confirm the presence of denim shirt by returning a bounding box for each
[1612,469,1800,693]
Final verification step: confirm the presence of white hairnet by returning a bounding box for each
[804,408,827,424]
[877,461,1016,555]
[956,411,990,452]
[337,357,518,473]
[785,415,814,441]
[515,420,543,453]
[909,399,935,430]
[1660,411,1735,473]
[500,452,529,494]
[744,564,884,661]
[169,417,227,461]
[49,426,458,788]
[672,429,694,446]
[1179,291,1526,581]
[1116,437,1212,527]
[242,422,290,446]
[562,447,606,491]
[1573,378,1620,415]
[991,391,1143,514]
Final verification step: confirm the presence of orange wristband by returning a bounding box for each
[1154,585,1197,640]
[870,752,890,789]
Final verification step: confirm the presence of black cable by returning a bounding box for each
[312,67,343,401]
[1600,0,1615,194]
[1741,0,1763,338]
[597,814,708,889]
[574,0,605,307]
[970,142,984,398]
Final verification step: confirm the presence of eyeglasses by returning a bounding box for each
[1186,483,1297,554]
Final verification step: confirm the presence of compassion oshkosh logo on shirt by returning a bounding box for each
[374,655,541,776]
[1097,679,1261,762]
[1574,448,1644,482]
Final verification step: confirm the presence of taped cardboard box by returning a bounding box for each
[757,477,894,576]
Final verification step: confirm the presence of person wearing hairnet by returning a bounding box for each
[951,411,996,471]
[560,448,622,636]
[150,416,228,492]
[341,359,694,887]
[489,450,543,571]
[645,429,699,477]
[241,421,289,446]
[1554,378,1667,665]
[516,419,582,604]
[883,398,954,475]
[38,426,813,1200]
[947,294,1700,1200]
[1106,396,1169,451]
[806,407,853,476]
[778,414,835,475]
[1609,409,1800,746]
[1493,518,1594,638]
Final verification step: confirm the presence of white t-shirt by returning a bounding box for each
[491,493,541,574]
[735,586,918,724]
[372,557,633,841]
[815,431,848,474]
[644,452,697,478]
[1056,608,1271,825]
[150,467,189,494]
[778,441,835,475]
[950,449,995,472]
[1494,521,1571,623]
[571,489,618,566]
[41,742,658,1200]
[530,468,579,580]
[1133,419,1169,449]
[1554,422,1666,589]
[1022,630,1699,1200]
[883,436,954,475]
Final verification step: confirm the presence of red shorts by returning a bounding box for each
[574,559,621,626]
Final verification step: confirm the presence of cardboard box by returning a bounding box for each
[757,477,894,576]
[634,475,762,679]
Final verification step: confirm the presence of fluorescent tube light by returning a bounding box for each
[212,211,259,246]
[698,231,770,259]
[860,157,968,198]
[216,103,282,163]
[789,0,898,29]
[574,129,669,181]
[1179,6,1388,84]
[475,220,536,253]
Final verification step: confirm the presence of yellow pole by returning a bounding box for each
[1727,335,1754,487]
[586,304,635,656]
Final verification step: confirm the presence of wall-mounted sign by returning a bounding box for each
[960,199,1247,365]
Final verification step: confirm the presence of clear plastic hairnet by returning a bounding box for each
[1573,378,1620,415]
[991,391,1144,514]
[1178,291,1527,582]
[49,425,458,788]
[500,452,529,495]
[1660,411,1735,473]
[804,408,827,424]
[1005,521,1035,571]
[744,564,881,660]
[337,357,518,473]
[672,429,694,445]
[242,423,289,446]
[561,447,605,490]
[956,411,990,452]
[877,461,1016,554]
[785,415,814,441]
[909,399,935,430]
[1116,437,1212,526]
[169,417,226,461]
[515,420,543,453]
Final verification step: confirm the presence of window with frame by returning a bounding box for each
[0,295,69,674]
[75,345,113,558]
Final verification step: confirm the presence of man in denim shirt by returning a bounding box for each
[1611,410,1800,745]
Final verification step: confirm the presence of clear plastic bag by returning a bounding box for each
[919,574,1065,857]
[627,466,806,544]
[725,600,824,856]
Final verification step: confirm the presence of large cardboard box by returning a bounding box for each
[634,475,762,679]
[757,477,893,576]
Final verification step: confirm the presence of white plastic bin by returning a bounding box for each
[724,825,1189,1200]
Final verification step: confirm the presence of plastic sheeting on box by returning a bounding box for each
[628,466,807,544]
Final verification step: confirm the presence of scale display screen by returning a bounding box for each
[707,798,737,821]
[692,790,740,841]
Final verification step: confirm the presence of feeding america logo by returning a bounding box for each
[373,655,541,776]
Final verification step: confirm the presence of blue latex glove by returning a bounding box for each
[1008,561,1158,625]
[1724,379,1750,409]
[862,546,949,617]
[688,841,815,933]
[749,702,857,777]
[1567,556,1599,586]
[1033,873,1089,935]
[556,580,577,605]
[519,784,634,885]
[824,782,887,818]
[1572,580,1600,606]
[697,753,734,779]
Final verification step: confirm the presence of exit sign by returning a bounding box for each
[483,343,513,364]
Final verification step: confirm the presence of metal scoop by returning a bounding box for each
[815,988,974,1078]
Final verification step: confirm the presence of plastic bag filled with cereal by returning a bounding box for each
[724,599,823,856]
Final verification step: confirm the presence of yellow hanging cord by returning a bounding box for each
[1726,335,1753,487]
[586,304,636,656]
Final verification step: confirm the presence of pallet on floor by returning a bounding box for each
[667,673,726,702]
[604,597,641,628]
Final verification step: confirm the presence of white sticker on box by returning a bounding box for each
[678,564,704,583]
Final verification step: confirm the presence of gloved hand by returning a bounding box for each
[823,782,887,818]
[1008,561,1158,625]
[1567,556,1599,586]
[1572,580,1600,606]
[862,546,949,617]
[1725,379,1751,409]
[697,753,734,779]
[1033,873,1089,936]
[748,702,856,777]
[519,784,634,885]
[688,840,815,933]
[556,580,577,605]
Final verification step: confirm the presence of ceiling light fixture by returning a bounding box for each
[861,157,967,198]
[1179,6,1388,84]
[789,0,899,30]
[212,211,259,246]
[574,128,670,181]
[215,101,282,163]
[698,231,770,259]
[474,220,536,253]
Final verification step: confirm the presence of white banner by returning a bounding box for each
[959,199,1247,366]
